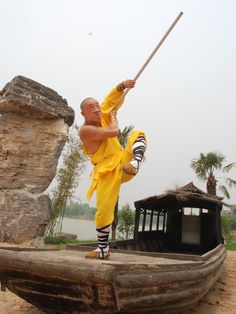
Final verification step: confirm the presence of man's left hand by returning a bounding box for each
[124,80,136,89]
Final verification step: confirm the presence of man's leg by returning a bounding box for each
[122,132,146,176]
[85,168,121,259]
[85,224,111,259]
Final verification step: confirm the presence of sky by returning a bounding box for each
[0,0,236,208]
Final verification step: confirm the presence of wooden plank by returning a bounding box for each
[117,264,223,310]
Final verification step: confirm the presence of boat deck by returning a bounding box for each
[0,247,202,269]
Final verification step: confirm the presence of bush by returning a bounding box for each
[221,215,232,244]
[226,242,236,251]
[117,204,135,239]
[229,215,236,230]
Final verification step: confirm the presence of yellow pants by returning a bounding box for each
[95,130,146,227]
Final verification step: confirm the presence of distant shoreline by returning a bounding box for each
[64,215,94,221]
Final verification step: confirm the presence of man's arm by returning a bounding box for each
[100,80,135,118]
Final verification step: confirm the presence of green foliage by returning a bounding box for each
[117,204,135,239]
[191,151,225,181]
[45,124,87,237]
[191,151,236,199]
[44,236,95,245]
[228,215,236,230]
[226,242,236,251]
[221,215,232,244]
[118,125,134,148]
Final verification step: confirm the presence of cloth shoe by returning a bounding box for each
[122,162,138,176]
[85,247,110,259]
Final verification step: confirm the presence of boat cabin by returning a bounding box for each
[103,182,225,256]
[131,182,224,255]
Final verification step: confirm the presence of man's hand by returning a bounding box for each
[124,79,135,89]
[116,79,136,92]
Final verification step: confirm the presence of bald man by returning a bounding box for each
[79,80,146,259]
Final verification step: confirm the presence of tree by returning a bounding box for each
[45,125,87,236]
[221,214,232,244]
[117,203,135,239]
[111,125,134,240]
[191,151,236,198]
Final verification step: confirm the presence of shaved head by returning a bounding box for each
[80,97,101,124]
[80,97,95,112]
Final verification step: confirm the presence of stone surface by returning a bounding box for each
[54,232,77,240]
[0,76,75,243]
[0,113,68,193]
[0,76,74,126]
[0,190,51,243]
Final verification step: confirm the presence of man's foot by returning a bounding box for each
[122,162,138,176]
[85,248,110,259]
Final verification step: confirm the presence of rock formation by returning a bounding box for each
[0,76,74,243]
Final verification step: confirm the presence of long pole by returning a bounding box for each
[115,11,183,109]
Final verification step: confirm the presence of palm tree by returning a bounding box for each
[111,125,134,240]
[191,151,236,198]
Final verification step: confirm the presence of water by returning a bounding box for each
[61,217,97,240]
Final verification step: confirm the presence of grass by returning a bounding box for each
[44,236,97,250]
[44,236,96,245]
[226,242,236,251]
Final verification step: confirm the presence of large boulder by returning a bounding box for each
[0,76,75,243]
[0,190,51,243]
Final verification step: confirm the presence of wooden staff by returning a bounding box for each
[115,11,183,109]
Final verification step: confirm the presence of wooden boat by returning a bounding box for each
[0,183,227,313]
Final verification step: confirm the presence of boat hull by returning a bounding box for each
[0,244,226,313]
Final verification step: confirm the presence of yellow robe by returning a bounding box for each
[84,87,146,227]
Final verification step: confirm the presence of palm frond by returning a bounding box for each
[118,125,134,148]
[225,177,236,188]
[205,152,225,170]
[219,185,230,199]
[191,151,226,181]
[223,162,236,173]
[190,158,207,181]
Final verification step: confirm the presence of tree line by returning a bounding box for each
[64,203,96,219]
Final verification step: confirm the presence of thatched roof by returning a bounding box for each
[134,182,228,210]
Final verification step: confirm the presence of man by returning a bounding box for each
[79,79,146,259]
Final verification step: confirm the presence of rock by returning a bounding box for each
[0,75,74,126]
[31,237,45,248]
[54,232,77,240]
[0,76,75,243]
[0,190,51,243]
[0,113,70,192]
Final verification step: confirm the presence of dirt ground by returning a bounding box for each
[0,251,236,314]
[184,250,236,314]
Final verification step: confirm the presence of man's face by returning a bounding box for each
[81,98,102,123]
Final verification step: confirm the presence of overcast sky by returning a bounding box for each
[1,0,236,207]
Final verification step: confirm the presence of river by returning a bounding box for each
[61,217,97,240]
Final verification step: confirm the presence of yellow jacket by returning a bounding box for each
[84,87,124,201]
